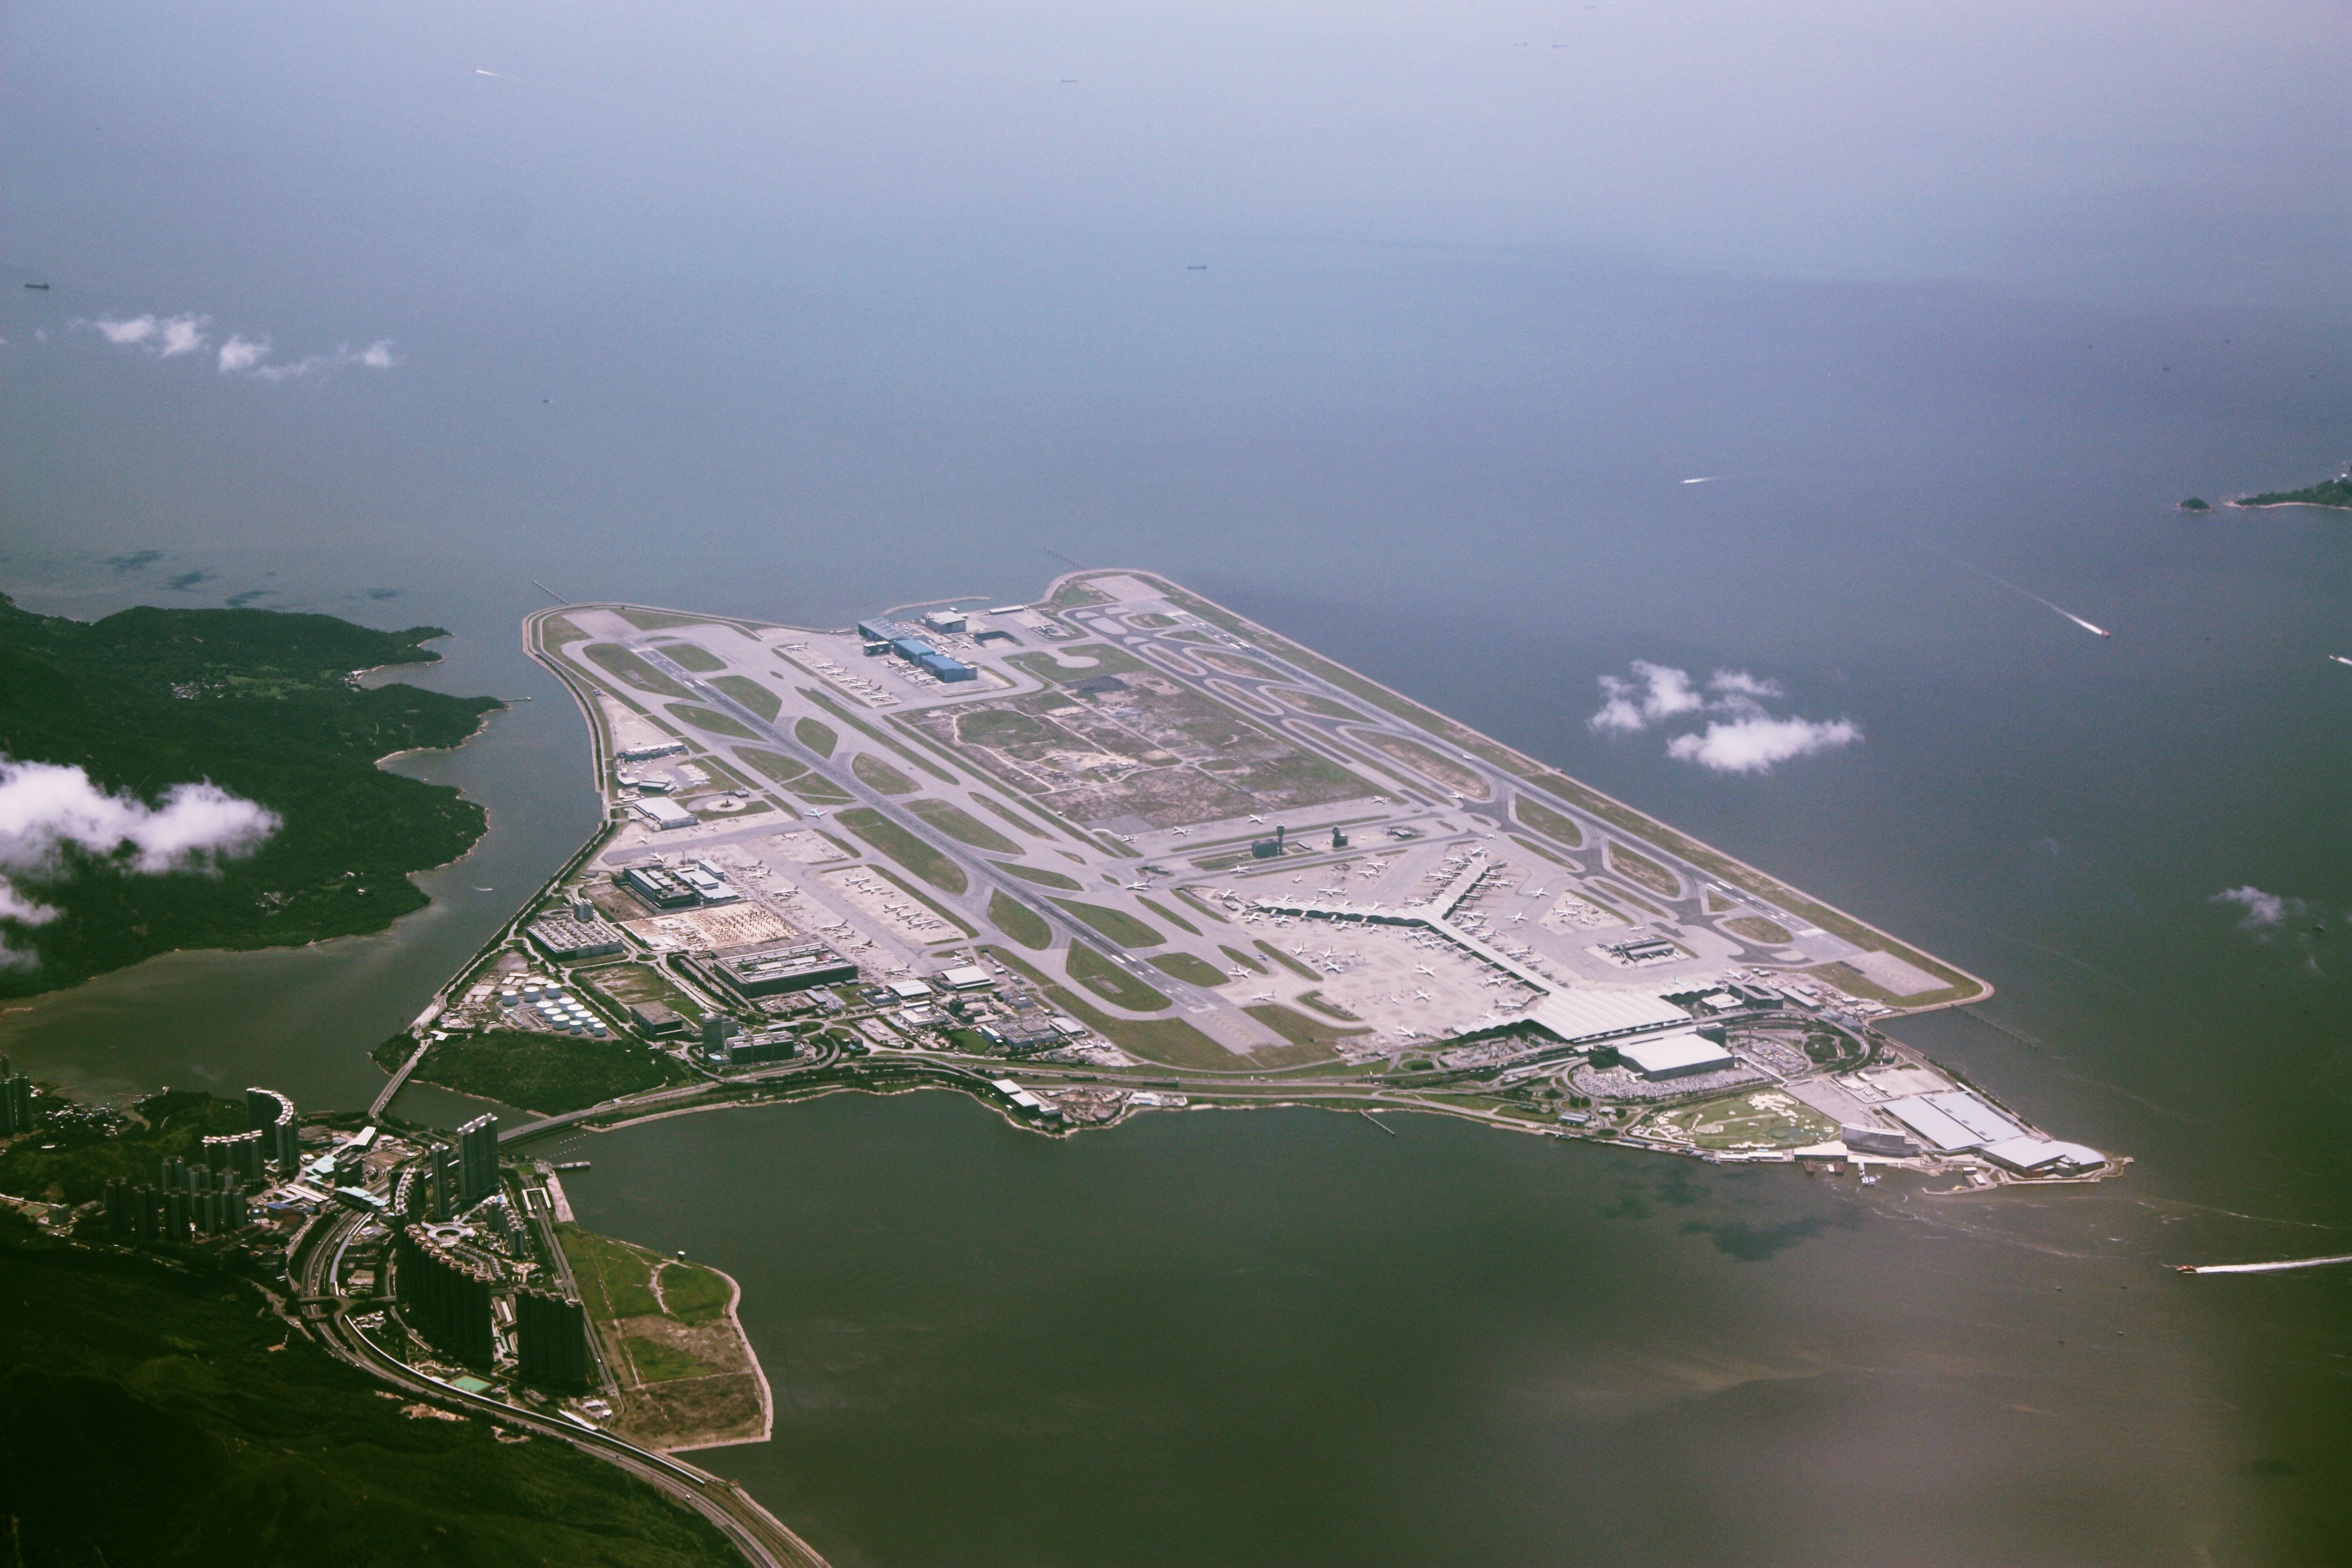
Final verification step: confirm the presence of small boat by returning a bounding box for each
[23,282,50,290]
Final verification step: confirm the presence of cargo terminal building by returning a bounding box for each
[855,618,978,682]
[688,938,859,999]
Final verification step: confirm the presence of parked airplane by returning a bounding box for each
[1415,964,1434,976]
[1414,989,1431,1000]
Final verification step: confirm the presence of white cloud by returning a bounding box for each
[93,314,159,346]
[216,335,270,373]
[2214,886,2301,930]
[0,759,279,967]
[1665,716,1862,774]
[155,314,210,357]
[83,311,398,380]
[1589,661,1704,732]
[1709,668,1784,700]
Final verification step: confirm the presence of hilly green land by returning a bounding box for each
[0,595,501,997]
[0,1212,742,1567]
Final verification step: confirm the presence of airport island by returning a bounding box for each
[0,569,2117,1567]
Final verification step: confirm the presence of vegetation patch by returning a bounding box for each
[1194,650,1282,681]
[1510,835,1572,868]
[1243,1004,1353,1050]
[849,753,917,794]
[1065,942,1173,1010]
[983,947,1237,1069]
[1513,794,1586,848]
[1606,842,1681,897]
[1148,951,1230,987]
[1051,899,1164,948]
[652,641,726,673]
[988,890,1052,949]
[1636,1090,1837,1152]
[540,613,591,645]
[1254,940,1321,981]
[0,597,500,998]
[906,797,1019,852]
[1137,895,1199,935]
[584,643,691,698]
[837,808,967,893]
[616,607,716,631]
[1347,729,1489,798]
[0,1089,246,1206]
[0,1221,741,1567]
[1218,944,1266,975]
[622,1335,718,1383]
[1296,990,1360,1021]
[707,673,781,721]
[406,1030,682,1115]
[995,862,1082,890]
[973,792,1059,839]
[560,1223,664,1317]
[1005,643,1149,683]
[1725,914,1794,945]
[793,716,838,756]
[665,703,757,740]
[1267,685,1369,721]
[1805,960,1964,1008]
[2237,472,2352,510]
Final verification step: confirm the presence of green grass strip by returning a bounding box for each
[1050,899,1164,948]
[1065,941,1172,1010]
[837,807,967,894]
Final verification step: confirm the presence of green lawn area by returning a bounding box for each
[1606,841,1682,897]
[1725,914,1794,945]
[1637,1090,1836,1151]
[837,808,968,893]
[653,641,726,672]
[1005,643,1149,683]
[617,608,715,631]
[655,1261,732,1324]
[1148,951,1229,987]
[621,1335,718,1383]
[408,1029,680,1115]
[1052,899,1164,948]
[666,703,758,740]
[851,753,918,794]
[983,947,1238,1069]
[972,793,1060,840]
[1268,686,1369,721]
[1240,1005,1347,1056]
[1512,794,1586,849]
[995,862,1082,890]
[558,1223,662,1318]
[1137,895,1199,935]
[1219,944,1265,974]
[1296,989,1360,1020]
[906,797,1019,852]
[988,890,1052,949]
[859,864,977,937]
[707,673,781,721]
[801,689,959,782]
[794,716,838,756]
[1065,942,1173,1009]
[585,642,690,698]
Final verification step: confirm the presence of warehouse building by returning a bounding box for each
[618,864,699,910]
[635,796,696,831]
[695,939,859,998]
[1615,1031,1738,1080]
[527,916,625,961]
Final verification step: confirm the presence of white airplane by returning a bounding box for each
[1115,832,1136,843]
[1171,827,1190,836]
[1526,888,1547,899]
[1248,814,1264,824]
[1414,989,1431,1001]
[1509,912,1528,924]
[1227,968,1250,980]
[1415,964,1435,976]
[1252,992,1275,1002]
[1129,883,1151,891]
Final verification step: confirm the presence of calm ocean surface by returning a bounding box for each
[5,1,2347,1560]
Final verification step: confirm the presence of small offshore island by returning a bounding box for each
[0,570,2118,1568]
[2224,467,2352,511]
